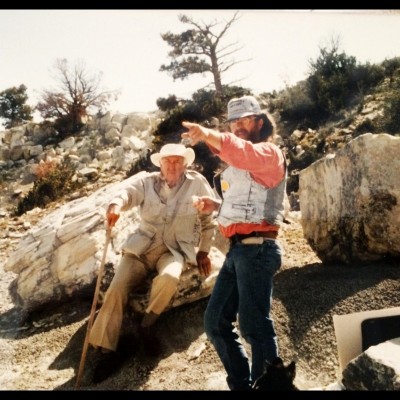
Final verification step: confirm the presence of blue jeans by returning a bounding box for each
[204,239,282,390]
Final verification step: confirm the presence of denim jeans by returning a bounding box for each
[204,239,282,390]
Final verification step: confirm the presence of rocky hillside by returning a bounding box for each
[1,71,399,390]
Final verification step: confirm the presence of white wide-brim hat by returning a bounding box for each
[150,143,195,167]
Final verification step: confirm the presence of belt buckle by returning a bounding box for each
[241,237,264,245]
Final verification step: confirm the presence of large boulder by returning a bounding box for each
[299,133,400,264]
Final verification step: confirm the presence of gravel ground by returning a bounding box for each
[1,209,399,391]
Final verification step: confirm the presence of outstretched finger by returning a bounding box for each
[182,121,197,129]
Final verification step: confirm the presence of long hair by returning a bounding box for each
[257,111,277,141]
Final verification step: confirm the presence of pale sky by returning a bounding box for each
[1,9,400,125]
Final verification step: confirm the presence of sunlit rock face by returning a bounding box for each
[299,133,400,264]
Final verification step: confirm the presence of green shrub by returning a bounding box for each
[380,93,400,134]
[350,62,385,93]
[305,45,384,125]
[15,158,81,215]
[53,114,84,139]
[382,57,400,84]
[156,95,179,113]
[155,85,251,138]
[276,82,320,128]
[354,118,378,136]
[154,85,251,186]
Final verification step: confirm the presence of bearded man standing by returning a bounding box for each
[182,96,287,390]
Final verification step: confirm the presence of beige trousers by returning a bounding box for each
[89,243,183,351]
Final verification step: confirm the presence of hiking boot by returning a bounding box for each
[92,334,139,383]
[92,351,126,383]
[138,326,162,357]
[117,332,140,357]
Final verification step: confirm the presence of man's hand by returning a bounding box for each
[181,121,208,145]
[196,251,211,277]
[182,121,222,151]
[106,204,120,228]
[192,196,221,214]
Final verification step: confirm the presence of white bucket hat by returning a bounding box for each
[150,143,195,167]
[227,95,261,121]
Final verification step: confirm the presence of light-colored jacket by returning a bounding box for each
[110,170,216,266]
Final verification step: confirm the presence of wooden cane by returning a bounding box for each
[75,227,112,389]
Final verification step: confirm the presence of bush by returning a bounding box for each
[382,57,400,84]
[155,85,251,137]
[154,85,252,186]
[156,95,179,113]
[0,84,33,128]
[353,118,378,136]
[307,44,368,121]
[275,82,320,128]
[15,158,81,215]
[53,114,84,139]
[350,62,385,93]
[380,93,400,134]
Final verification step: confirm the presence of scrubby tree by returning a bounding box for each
[379,73,400,134]
[156,95,180,113]
[307,37,358,117]
[382,56,400,84]
[154,85,251,185]
[307,36,386,124]
[160,11,246,96]
[36,58,118,136]
[15,157,81,216]
[0,84,33,128]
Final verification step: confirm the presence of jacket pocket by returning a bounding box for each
[122,230,155,256]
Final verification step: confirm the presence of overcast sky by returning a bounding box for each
[1,9,400,124]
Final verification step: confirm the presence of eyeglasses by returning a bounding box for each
[229,115,258,125]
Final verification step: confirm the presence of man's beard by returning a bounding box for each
[234,128,260,143]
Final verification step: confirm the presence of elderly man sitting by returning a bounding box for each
[89,143,216,383]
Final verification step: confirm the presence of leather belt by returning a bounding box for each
[229,231,278,245]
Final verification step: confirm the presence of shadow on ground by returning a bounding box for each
[50,298,209,390]
[274,259,400,343]
[0,298,91,340]
[272,259,400,386]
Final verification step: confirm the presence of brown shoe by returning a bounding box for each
[139,326,162,357]
[92,334,139,383]
[92,351,126,383]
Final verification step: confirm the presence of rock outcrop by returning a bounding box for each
[299,133,400,264]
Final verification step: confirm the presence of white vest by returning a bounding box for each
[216,165,287,227]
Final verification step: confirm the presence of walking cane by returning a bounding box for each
[75,227,112,389]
